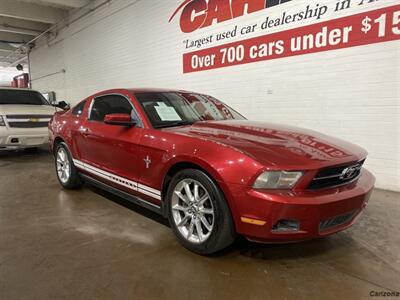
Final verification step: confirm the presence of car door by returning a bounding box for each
[75,94,143,193]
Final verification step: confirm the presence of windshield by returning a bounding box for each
[134,92,245,128]
[0,90,49,105]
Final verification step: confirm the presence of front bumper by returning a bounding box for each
[227,169,375,243]
[0,127,49,149]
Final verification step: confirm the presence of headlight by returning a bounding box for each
[0,116,5,126]
[253,171,303,189]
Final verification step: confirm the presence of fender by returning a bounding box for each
[160,154,242,223]
[161,154,225,184]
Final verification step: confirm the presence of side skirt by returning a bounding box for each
[80,173,164,215]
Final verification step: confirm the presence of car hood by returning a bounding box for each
[165,120,367,169]
[0,105,55,116]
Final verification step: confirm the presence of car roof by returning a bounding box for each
[0,87,40,93]
[92,88,196,98]
[127,88,192,94]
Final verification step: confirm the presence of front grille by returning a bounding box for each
[309,160,365,190]
[319,211,356,231]
[6,114,53,119]
[7,122,49,128]
[6,114,52,128]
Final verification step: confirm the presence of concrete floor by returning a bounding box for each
[0,148,399,300]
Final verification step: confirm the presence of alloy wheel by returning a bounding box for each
[171,179,215,244]
[56,148,71,184]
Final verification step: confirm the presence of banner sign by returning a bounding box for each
[178,4,400,73]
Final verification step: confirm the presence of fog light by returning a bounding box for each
[272,219,299,232]
[11,138,19,143]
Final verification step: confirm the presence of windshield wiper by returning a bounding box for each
[155,121,195,129]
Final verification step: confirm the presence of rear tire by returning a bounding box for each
[55,142,83,189]
[166,169,236,255]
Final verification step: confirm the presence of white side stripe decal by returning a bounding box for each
[138,184,161,196]
[73,159,161,200]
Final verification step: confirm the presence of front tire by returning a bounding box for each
[166,169,236,255]
[55,142,83,189]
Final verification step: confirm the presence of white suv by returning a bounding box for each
[0,88,55,150]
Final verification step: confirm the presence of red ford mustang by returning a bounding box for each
[49,88,375,254]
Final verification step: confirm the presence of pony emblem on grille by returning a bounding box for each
[340,164,362,180]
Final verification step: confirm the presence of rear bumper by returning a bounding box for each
[0,127,49,149]
[227,169,375,243]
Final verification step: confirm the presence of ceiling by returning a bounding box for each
[0,0,91,67]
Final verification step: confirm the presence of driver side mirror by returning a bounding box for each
[104,113,137,127]
[52,101,70,110]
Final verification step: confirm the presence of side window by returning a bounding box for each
[71,100,87,116]
[89,95,133,122]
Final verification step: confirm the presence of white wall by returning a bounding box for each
[30,0,400,191]
[0,67,20,86]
